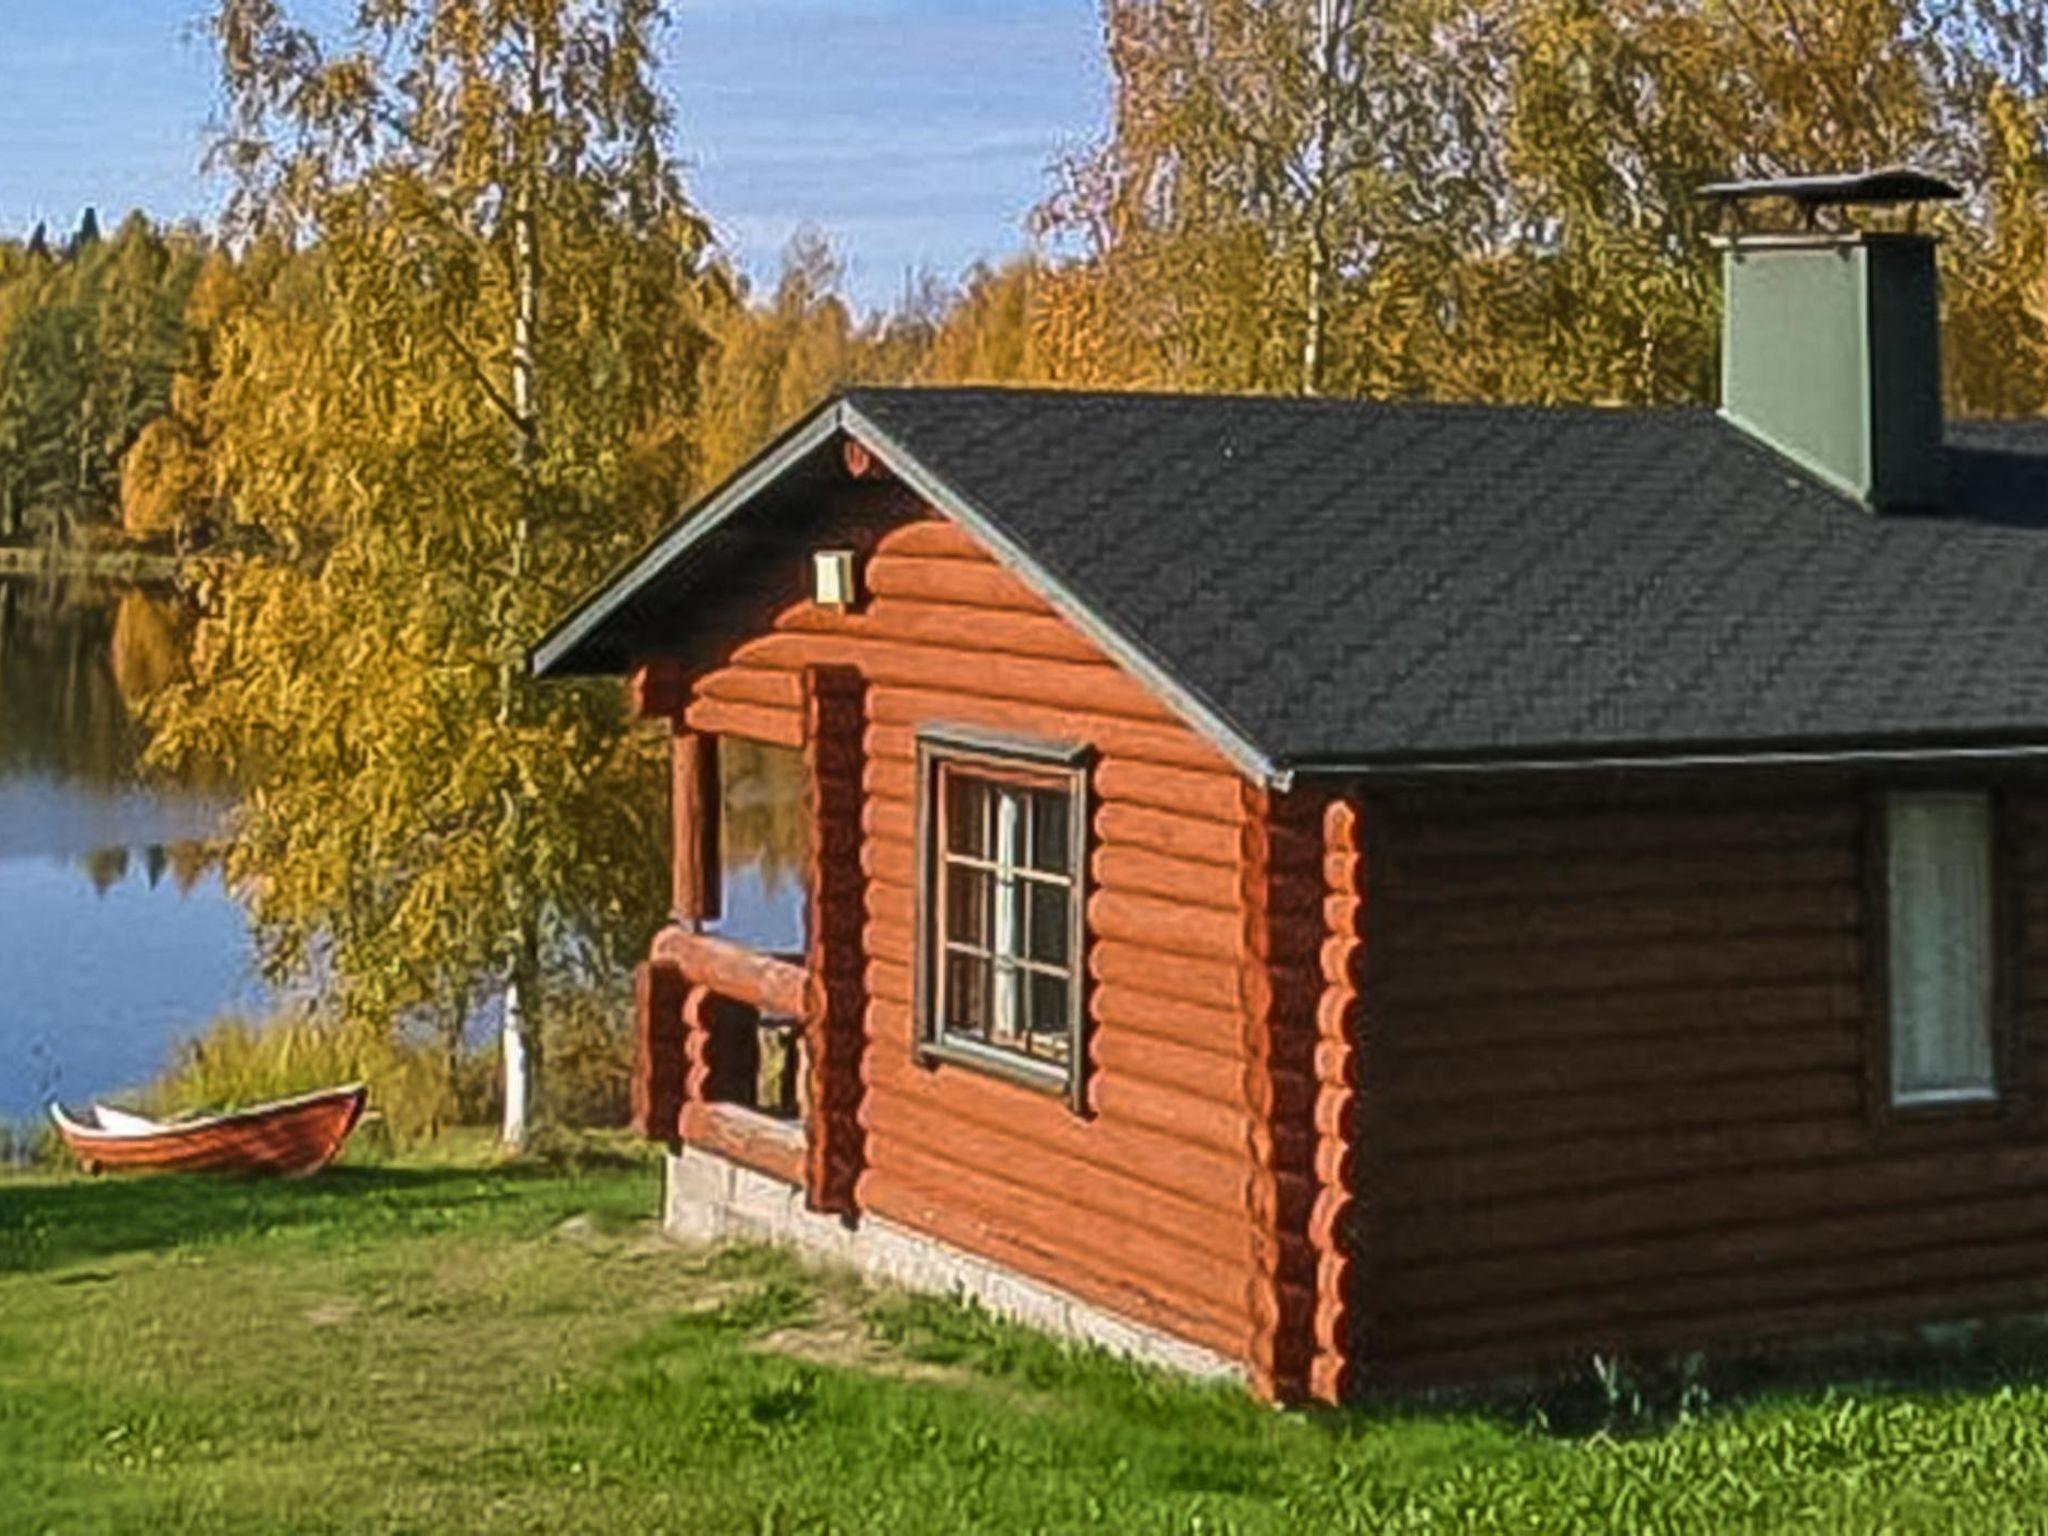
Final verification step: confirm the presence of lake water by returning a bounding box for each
[0,581,261,1120]
[0,580,808,1124]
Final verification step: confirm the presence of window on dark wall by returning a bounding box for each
[916,731,1089,1104]
[1886,790,1997,1106]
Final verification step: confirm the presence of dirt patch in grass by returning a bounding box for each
[748,1282,972,1386]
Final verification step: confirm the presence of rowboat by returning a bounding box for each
[48,1083,368,1177]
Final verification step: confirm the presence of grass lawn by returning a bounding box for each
[7,1142,2048,1534]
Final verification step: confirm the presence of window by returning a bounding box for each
[1886,790,1997,1106]
[716,739,807,955]
[917,731,1089,1101]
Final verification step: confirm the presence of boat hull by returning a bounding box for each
[51,1085,368,1177]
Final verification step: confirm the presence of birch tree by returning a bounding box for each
[152,0,726,1144]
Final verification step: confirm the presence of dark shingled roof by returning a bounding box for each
[535,386,2048,781]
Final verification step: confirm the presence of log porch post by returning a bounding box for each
[672,727,721,929]
[630,959,688,1141]
[801,664,868,1216]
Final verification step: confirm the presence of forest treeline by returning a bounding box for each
[12,0,2048,1133]
[13,1,2048,555]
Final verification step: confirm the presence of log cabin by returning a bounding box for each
[534,170,2048,1400]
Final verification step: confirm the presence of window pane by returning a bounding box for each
[1028,790,1072,875]
[944,951,991,1042]
[990,961,1023,1048]
[716,740,808,953]
[1888,792,1995,1102]
[1026,882,1070,968]
[1026,972,1072,1061]
[945,864,992,949]
[944,771,991,859]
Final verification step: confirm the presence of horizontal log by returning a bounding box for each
[1383,1024,1865,1103]
[858,996,1249,1158]
[869,686,1227,772]
[1091,844,1241,910]
[1388,1131,2048,1265]
[1093,984,1247,1057]
[859,1165,1248,1358]
[1394,845,1858,907]
[861,834,917,891]
[1376,934,1864,1008]
[863,793,915,848]
[1372,1266,2048,1388]
[1386,979,1869,1057]
[863,950,913,1000]
[860,1089,1245,1253]
[684,696,804,748]
[1387,883,1862,954]
[1384,1112,2020,1215]
[864,552,1054,614]
[864,1037,1256,1200]
[1092,1023,1254,1107]
[874,519,987,560]
[1091,938,1242,1010]
[695,664,805,711]
[1088,889,1244,961]
[1384,1067,1867,1158]
[1389,800,1858,863]
[651,929,808,1016]
[866,1136,1254,1312]
[787,596,1107,665]
[1388,1182,2048,1330]
[1094,760,1249,821]
[681,1101,806,1187]
[1090,1066,1260,1159]
[729,630,1176,727]
[1388,1220,2048,1362]
[1096,803,1242,866]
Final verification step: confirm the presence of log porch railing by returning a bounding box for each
[635,928,810,1188]
[629,670,870,1220]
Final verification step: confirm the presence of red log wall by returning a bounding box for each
[1361,773,2048,1388]
[668,493,1336,1377]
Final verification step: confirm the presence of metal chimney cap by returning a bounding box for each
[1697,166,1963,209]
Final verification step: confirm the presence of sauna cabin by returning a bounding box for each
[535,170,2048,1398]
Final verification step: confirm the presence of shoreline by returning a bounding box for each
[0,544,182,583]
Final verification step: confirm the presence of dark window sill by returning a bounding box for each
[918,1034,1075,1102]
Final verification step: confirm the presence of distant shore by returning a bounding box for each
[0,543,181,583]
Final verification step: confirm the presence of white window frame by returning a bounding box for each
[1885,789,1999,1109]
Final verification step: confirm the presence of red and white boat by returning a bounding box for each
[48,1083,368,1177]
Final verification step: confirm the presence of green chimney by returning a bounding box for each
[1702,169,1960,513]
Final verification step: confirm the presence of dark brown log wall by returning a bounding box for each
[1363,773,2048,1389]
[679,505,1285,1366]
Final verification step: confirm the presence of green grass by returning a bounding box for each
[9,1146,2048,1533]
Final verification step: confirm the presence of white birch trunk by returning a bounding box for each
[500,976,529,1149]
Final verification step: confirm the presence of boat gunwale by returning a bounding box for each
[48,1082,368,1143]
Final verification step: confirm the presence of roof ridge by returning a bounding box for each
[842,382,1715,422]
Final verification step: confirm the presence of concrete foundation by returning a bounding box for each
[665,1146,1243,1382]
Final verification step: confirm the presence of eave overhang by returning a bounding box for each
[1284,732,2048,785]
[529,395,1282,787]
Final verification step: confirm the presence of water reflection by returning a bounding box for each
[0,576,150,792]
[716,738,808,955]
[0,576,256,1117]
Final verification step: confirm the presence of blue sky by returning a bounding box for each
[0,0,1108,309]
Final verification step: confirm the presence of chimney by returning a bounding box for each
[1700,168,1962,512]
